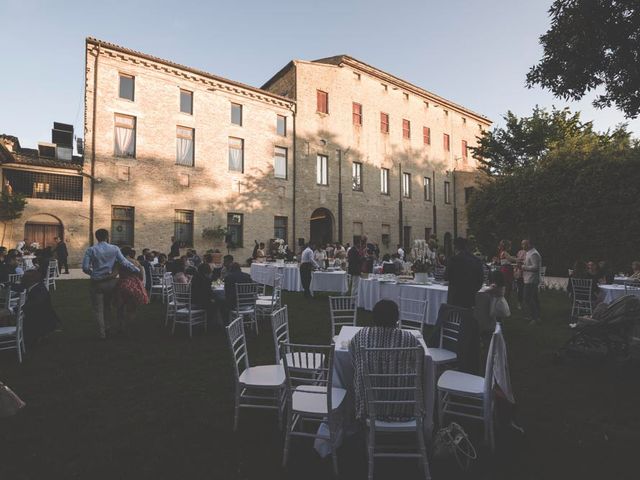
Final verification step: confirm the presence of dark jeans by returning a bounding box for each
[523,282,540,320]
[300,263,313,297]
[516,277,524,305]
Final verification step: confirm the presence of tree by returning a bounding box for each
[527,0,640,118]
[0,191,27,246]
[470,106,629,175]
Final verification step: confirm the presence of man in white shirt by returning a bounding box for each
[300,242,319,298]
[397,244,405,261]
[521,238,542,325]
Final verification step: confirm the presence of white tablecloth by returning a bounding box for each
[357,278,448,326]
[311,271,348,295]
[600,284,640,304]
[249,263,302,291]
[314,325,435,456]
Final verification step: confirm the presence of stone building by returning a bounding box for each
[262,56,491,256]
[0,125,89,255]
[1,39,490,264]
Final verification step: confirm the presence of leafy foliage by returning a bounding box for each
[527,0,640,118]
[468,129,640,274]
[470,107,631,175]
[0,191,27,223]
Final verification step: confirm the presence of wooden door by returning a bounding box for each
[24,222,62,249]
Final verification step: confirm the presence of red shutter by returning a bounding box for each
[403,119,410,139]
[423,126,430,145]
[462,140,468,159]
[444,134,450,151]
[317,90,328,113]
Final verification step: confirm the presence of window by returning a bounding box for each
[443,133,450,152]
[462,140,468,162]
[424,101,429,109]
[353,222,363,246]
[381,224,390,245]
[111,206,134,246]
[462,117,467,124]
[380,112,389,133]
[117,165,130,181]
[119,74,134,101]
[317,90,328,114]
[402,172,411,198]
[381,83,388,92]
[277,115,286,136]
[352,162,363,191]
[353,72,361,81]
[180,89,193,115]
[402,119,411,139]
[423,176,432,201]
[423,126,431,145]
[274,146,287,179]
[316,154,328,185]
[228,137,244,172]
[352,102,362,126]
[176,126,194,166]
[274,216,288,241]
[425,227,432,241]
[231,103,243,126]
[444,181,451,204]
[114,114,136,158]
[174,210,194,247]
[3,169,82,201]
[444,109,449,116]
[380,168,389,195]
[465,187,475,204]
[227,213,244,247]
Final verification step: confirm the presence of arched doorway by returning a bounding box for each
[24,214,63,248]
[310,208,334,247]
[444,232,453,258]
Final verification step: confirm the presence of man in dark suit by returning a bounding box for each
[53,237,69,274]
[224,262,253,314]
[21,270,61,346]
[444,237,484,308]
[169,236,181,259]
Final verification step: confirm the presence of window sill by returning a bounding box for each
[316,111,329,117]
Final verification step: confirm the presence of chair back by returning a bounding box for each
[362,346,424,421]
[173,282,193,310]
[483,323,502,406]
[235,282,259,311]
[437,304,464,351]
[571,278,593,316]
[164,272,174,288]
[280,343,335,410]
[8,273,23,284]
[270,306,290,363]
[151,266,166,286]
[226,317,249,381]
[15,291,26,339]
[271,274,283,307]
[434,265,446,281]
[399,294,428,331]
[624,279,640,293]
[329,296,357,337]
[48,259,59,276]
[0,286,22,311]
[165,279,176,304]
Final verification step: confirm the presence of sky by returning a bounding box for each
[1,0,638,149]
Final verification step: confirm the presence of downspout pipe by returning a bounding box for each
[291,64,297,252]
[89,42,100,246]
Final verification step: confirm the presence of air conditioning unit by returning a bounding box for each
[56,145,72,161]
[38,142,56,158]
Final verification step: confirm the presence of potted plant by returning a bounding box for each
[272,238,287,265]
[202,225,227,248]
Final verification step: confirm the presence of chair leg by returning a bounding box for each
[329,420,339,477]
[282,410,293,467]
[437,391,445,427]
[171,316,177,335]
[17,340,22,363]
[417,424,431,480]
[367,424,375,480]
[189,317,193,338]
[233,386,240,432]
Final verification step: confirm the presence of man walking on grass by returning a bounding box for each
[82,229,139,339]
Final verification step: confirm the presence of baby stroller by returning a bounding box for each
[554,294,640,363]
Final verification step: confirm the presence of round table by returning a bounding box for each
[311,271,348,295]
[600,284,640,304]
[250,263,302,291]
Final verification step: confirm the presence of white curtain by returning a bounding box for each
[274,154,286,178]
[115,127,133,156]
[176,138,193,165]
[229,146,242,172]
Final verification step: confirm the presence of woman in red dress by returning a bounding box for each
[113,246,149,334]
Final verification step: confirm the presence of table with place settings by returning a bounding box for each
[249,263,302,292]
[600,284,640,304]
[311,270,348,295]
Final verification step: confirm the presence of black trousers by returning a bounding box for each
[300,262,313,296]
[59,257,69,273]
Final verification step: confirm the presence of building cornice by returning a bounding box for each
[86,37,296,110]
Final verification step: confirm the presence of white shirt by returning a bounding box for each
[301,247,318,267]
[398,247,405,259]
[523,248,541,284]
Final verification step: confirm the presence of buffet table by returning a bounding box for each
[311,270,348,295]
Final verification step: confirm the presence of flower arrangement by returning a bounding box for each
[410,239,435,274]
[272,238,288,259]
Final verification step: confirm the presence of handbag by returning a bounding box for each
[0,381,26,417]
[433,422,477,471]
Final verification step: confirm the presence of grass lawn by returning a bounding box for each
[1,280,639,480]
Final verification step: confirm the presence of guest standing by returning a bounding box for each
[82,229,139,339]
[21,270,60,347]
[521,238,542,325]
[513,245,527,310]
[444,237,484,308]
[53,237,69,274]
[347,241,363,297]
[497,240,516,299]
[300,243,319,298]
[169,236,181,259]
